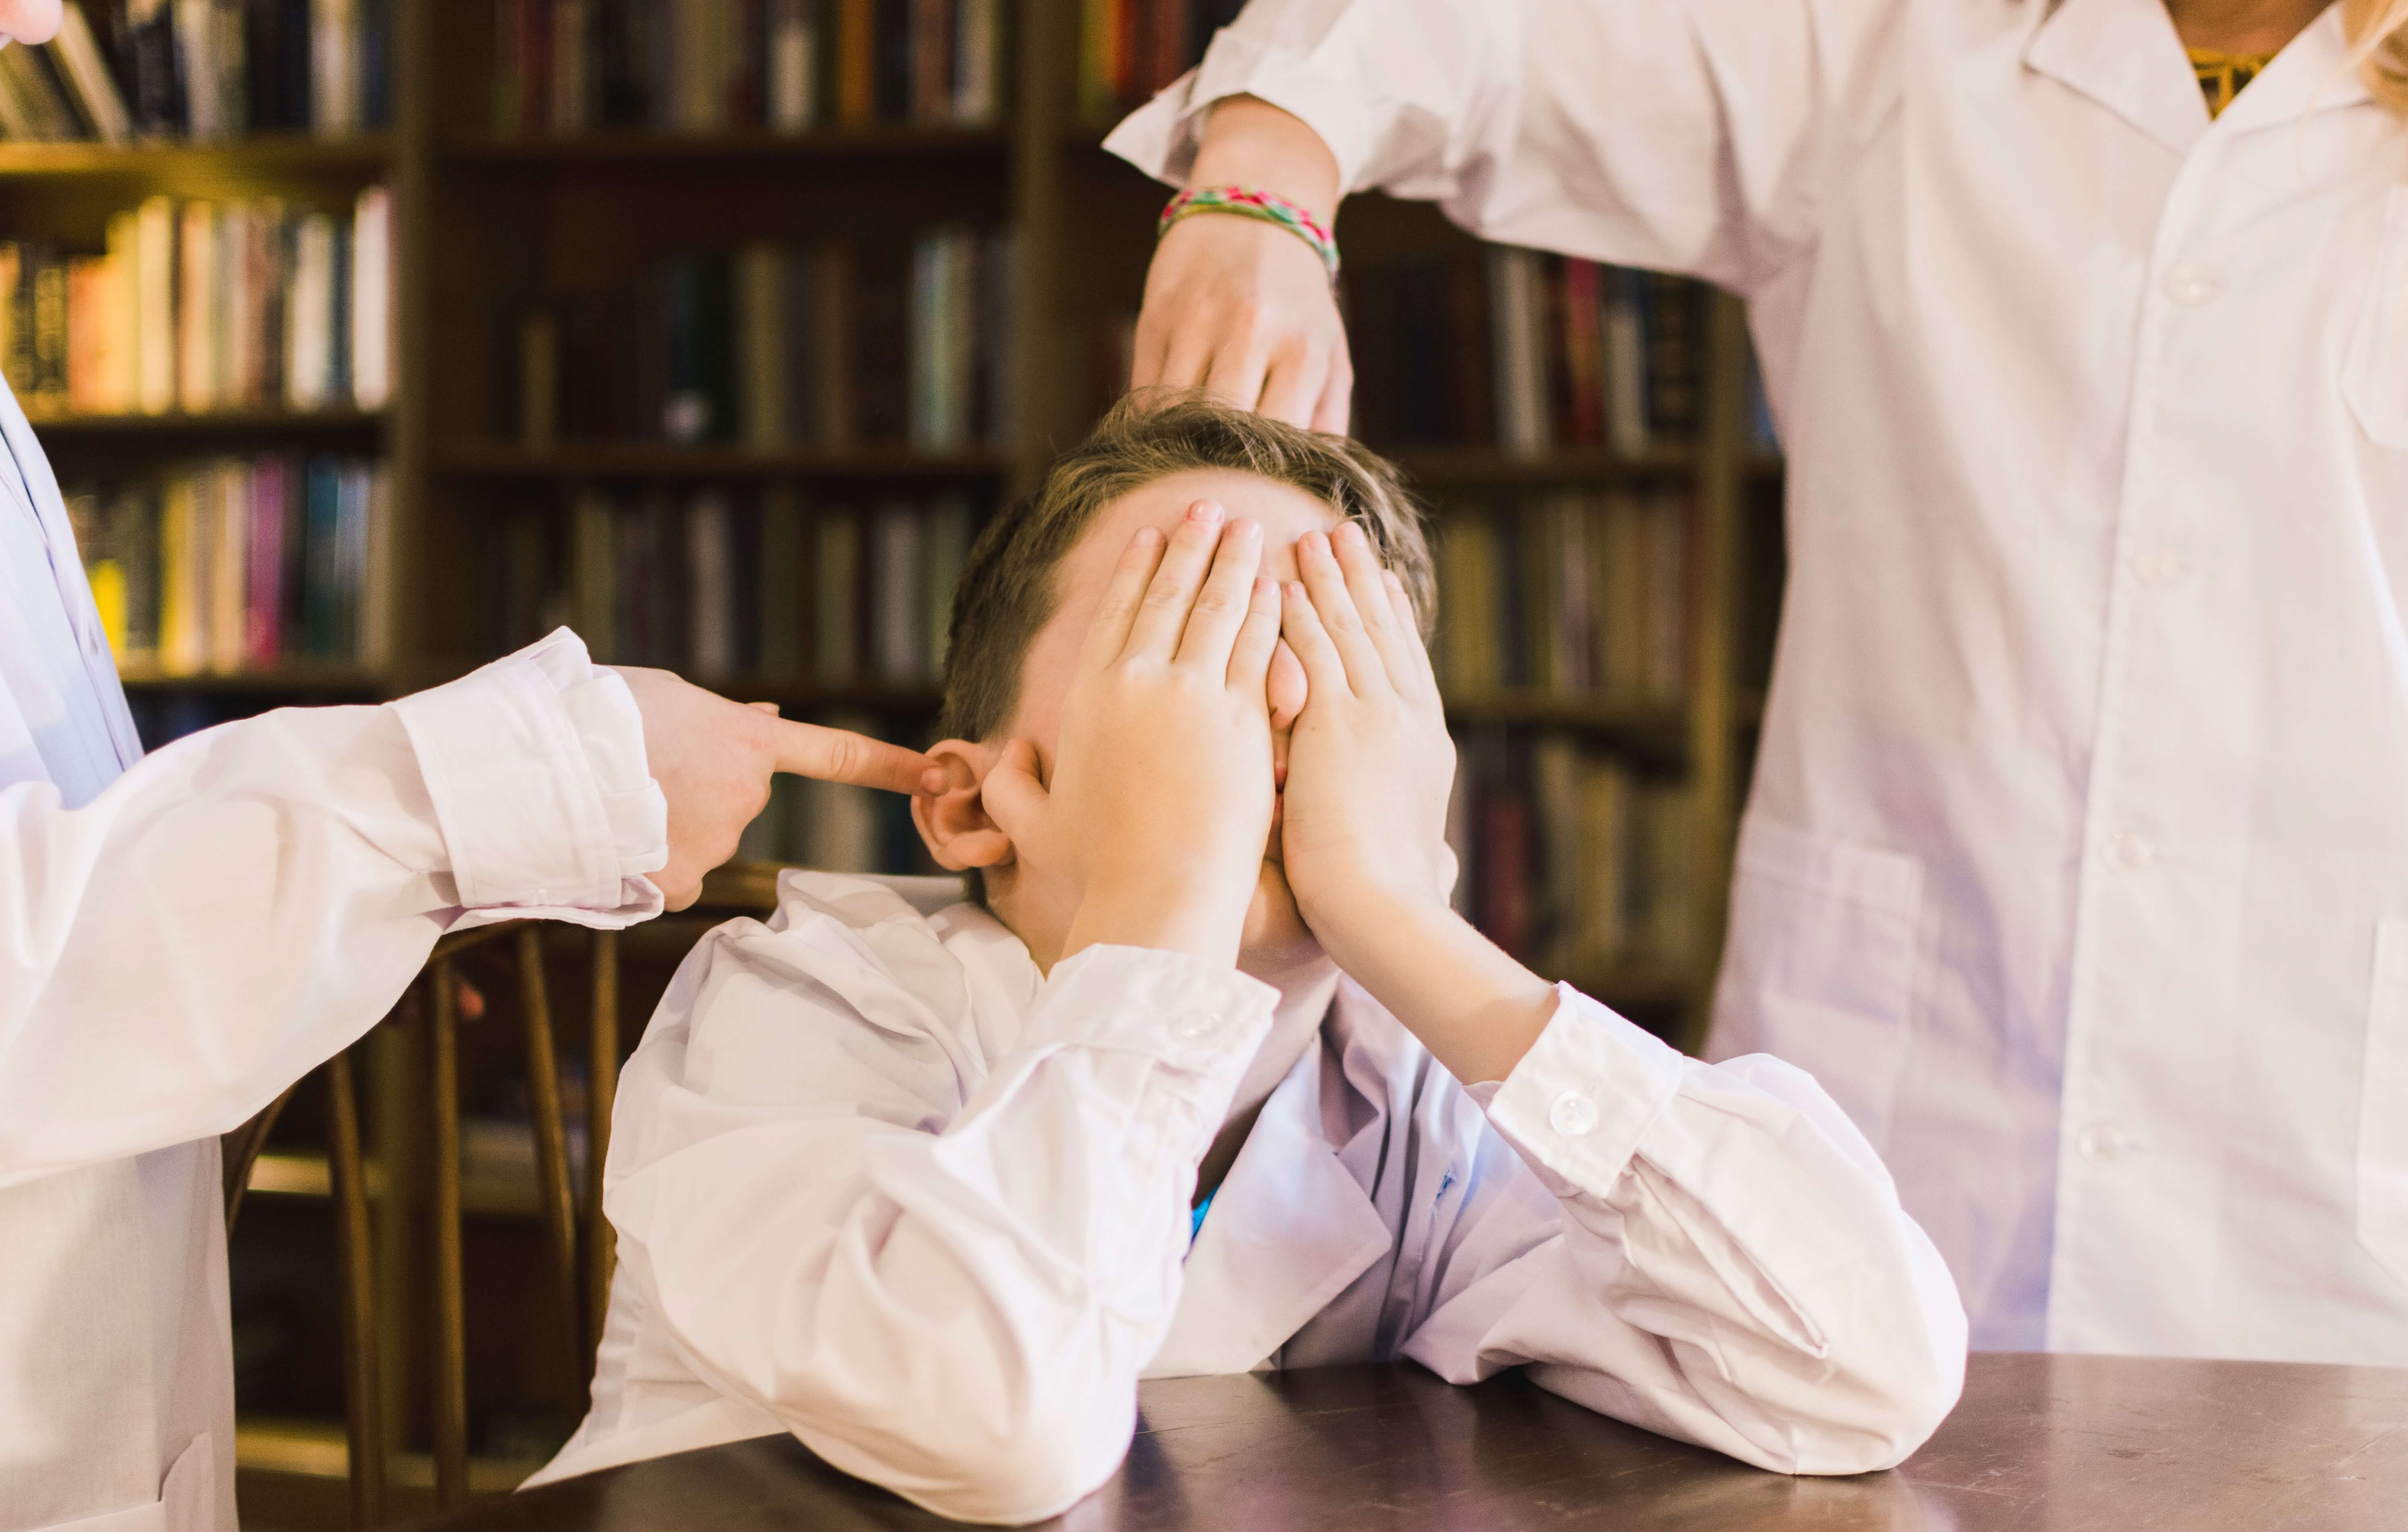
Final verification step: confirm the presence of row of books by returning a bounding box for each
[488,486,980,685]
[5,187,391,416]
[67,453,392,676]
[519,224,1012,450]
[1350,249,1706,453]
[1077,0,1242,119]
[493,0,1001,136]
[1434,491,1695,703]
[1450,731,1696,976]
[0,0,390,143]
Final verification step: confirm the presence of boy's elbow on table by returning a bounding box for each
[778,1355,1140,1526]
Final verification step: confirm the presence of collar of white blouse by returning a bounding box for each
[2025,0,2369,154]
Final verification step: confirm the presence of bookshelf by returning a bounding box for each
[2,1,1782,1521]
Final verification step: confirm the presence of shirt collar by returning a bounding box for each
[2023,0,2211,156]
[1148,989,1393,1376]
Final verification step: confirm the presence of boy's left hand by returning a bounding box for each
[1276,523,1458,953]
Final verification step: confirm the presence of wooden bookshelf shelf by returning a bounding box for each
[710,678,944,712]
[1388,444,1703,486]
[442,126,1010,165]
[1553,958,1694,1013]
[26,406,384,434]
[115,663,386,693]
[1444,689,1687,739]
[0,135,393,177]
[434,441,1011,480]
[238,1418,540,1496]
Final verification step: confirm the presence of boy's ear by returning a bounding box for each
[912,740,1015,872]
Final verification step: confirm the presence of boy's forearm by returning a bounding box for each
[1314,895,1558,1085]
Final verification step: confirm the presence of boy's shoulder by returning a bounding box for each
[688,868,1037,1041]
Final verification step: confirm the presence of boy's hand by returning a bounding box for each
[984,501,1284,967]
[1276,523,1458,955]
[1277,526,1557,1087]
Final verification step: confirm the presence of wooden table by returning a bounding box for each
[408,1353,2408,1530]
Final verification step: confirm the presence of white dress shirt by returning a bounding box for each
[530,871,1965,1525]
[1107,0,2408,1360]
[0,374,669,1532]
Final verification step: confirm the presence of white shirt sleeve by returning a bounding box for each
[602,929,1278,1526]
[1402,985,1967,1475]
[1104,0,1903,291]
[0,628,666,1187]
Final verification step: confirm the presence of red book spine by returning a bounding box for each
[246,457,285,667]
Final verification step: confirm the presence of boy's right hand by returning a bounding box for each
[982,501,1284,968]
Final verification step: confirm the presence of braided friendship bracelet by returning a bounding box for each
[1159,185,1340,282]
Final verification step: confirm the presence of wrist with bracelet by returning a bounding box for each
[1158,185,1340,283]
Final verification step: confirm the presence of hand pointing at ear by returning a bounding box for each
[610,665,938,910]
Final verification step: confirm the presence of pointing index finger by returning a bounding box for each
[769,718,936,795]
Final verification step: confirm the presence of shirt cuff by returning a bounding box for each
[1017,944,1279,1077]
[1101,29,1381,194]
[1480,984,1688,1199]
[391,627,668,926]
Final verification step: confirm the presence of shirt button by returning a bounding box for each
[2078,1121,2136,1164]
[2163,263,2221,306]
[1548,1091,1599,1138]
[2104,829,2155,873]
[1171,1010,1221,1042]
[2131,548,2191,590]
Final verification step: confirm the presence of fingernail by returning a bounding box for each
[1287,581,1308,600]
[1231,517,1261,542]
[1189,499,1225,525]
[1340,522,1370,549]
[920,767,948,794]
[1305,531,1331,560]
[1384,569,1405,590]
[1134,526,1162,547]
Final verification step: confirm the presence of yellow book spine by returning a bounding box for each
[87,559,127,658]
[159,476,202,675]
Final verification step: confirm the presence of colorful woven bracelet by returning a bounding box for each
[1159,185,1340,282]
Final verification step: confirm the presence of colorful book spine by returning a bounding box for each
[67,452,388,674]
[527,224,1010,449]
[25,186,389,419]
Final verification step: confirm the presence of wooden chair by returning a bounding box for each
[220,865,797,1526]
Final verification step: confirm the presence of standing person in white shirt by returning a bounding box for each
[527,397,1965,1524]
[1108,0,2408,1362]
[0,12,938,1530]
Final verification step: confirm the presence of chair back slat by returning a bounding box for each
[586,929,621,1359]
[324,1049,388,1528]
[428,960,470,1511]
[515,927,584,1377]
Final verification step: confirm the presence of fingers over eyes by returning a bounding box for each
[1081,525,1167,673]
[1297,529,1385,692]
[1126,501,1230,658]
[1280,578,1352,698]
[1174,517,1266,669]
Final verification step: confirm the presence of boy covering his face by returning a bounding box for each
[528,397,1967,1522]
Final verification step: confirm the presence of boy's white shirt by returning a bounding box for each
[531,871,1967,1524]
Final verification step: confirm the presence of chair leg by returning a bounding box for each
[430,962,469,1512]
[586,928,620,1362]
[326,1050,388,1528]
[516,926,583,1380]
[220,1082,300,1236]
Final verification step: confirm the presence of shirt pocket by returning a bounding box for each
[2358,919,2408,1289]
[1710,817,1923,1152]
[2345,186,2408,453]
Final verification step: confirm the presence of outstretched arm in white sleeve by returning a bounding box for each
[0,630,933,1188]
[1114,0,1902,425]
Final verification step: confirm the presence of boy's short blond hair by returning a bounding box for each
[939,391,1436,743]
